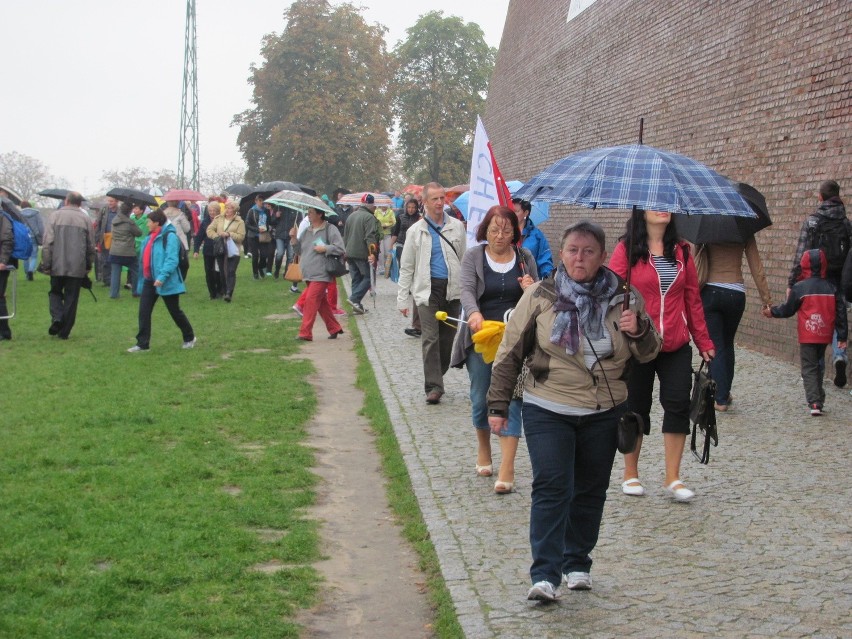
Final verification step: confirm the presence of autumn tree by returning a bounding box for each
[0,151,61,200]
[101,167,179,193]
[392,12,495,185]
[234,0,393,196]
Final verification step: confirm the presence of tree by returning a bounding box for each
[199,163,248,195]
[234,0,393,196]
[0,151,60,201]
[100,167,179,193]
[392,12,495,186]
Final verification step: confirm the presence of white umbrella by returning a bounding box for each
[266,189,336,216]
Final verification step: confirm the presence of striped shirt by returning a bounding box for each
[652,255,678,295]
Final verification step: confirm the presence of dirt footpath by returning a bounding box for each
[296,334,435,638]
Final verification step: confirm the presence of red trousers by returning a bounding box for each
[297,278,342,311]
[299,281,343,339]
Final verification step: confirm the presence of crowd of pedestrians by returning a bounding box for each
[1,177,849,606]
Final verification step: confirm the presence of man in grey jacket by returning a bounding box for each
[40,191,96,339]
[342,194,380,314]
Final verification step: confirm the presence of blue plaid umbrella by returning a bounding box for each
[512,144,756,218]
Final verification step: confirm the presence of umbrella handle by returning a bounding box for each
[435,311,466,329]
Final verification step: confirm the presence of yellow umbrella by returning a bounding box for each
[471,320,506,364]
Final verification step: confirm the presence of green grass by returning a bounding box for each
[0,263,320,638]
[350,322,464,639]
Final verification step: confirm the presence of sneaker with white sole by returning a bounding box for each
[350,301,367,315]
[292,305,304,317]
[127,345,148,353]
[182,338,196,349]
[562,572,592,590]
[527,580,558,601]
[809,403,823,416]
[289,284,299,294]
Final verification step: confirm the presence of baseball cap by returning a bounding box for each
[362,193,375,204]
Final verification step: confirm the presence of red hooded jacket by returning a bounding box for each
[609,240,714,353]
[770,249,848,344]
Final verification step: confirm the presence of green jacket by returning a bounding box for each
[342,206,380,260]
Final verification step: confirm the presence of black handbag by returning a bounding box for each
[689,361,718,464]
[324,226,348,277]
[212,237,225,257]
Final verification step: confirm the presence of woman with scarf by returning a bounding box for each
[608,209,715,503]
[450,206,537,494]
[487,221,661,601]
[128,210,195,352]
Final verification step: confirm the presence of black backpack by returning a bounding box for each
[808,216,850,272]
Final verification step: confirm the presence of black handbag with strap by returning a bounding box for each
[689,360,718,464]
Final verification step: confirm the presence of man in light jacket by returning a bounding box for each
[40,191,96,339]
[397,182,466,404]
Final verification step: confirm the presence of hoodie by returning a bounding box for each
[788,197,851,286]
[771,249,847,344]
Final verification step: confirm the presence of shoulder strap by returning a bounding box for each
[423,217,459,258]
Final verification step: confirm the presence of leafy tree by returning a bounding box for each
[234,0,393,196]
[0,151,61,201]
[392,12,495,186]
[199,163,248,195]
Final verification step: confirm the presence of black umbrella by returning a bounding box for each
[38,188,87,202]
[674,181,772,245]
[106,187,158,207]
[224,183,254,197]
[239,181,317,215]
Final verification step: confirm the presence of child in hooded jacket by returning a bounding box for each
[763,249,847,415]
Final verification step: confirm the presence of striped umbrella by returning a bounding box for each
[336,192,394,208]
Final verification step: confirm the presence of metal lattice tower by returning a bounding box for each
[177,0,199,189]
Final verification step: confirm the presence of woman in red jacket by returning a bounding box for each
[609,209,715,502]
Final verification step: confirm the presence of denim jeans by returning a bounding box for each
[523,402,623,586]
[701,285,746,404]
[465,348,522,436]
[348,258,371,304]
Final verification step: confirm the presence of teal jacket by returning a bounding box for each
[136,223,186,296]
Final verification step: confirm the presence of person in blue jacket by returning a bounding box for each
[513,198,554,278]
[128,209,195,352]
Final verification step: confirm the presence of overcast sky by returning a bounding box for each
[2,1,511,195]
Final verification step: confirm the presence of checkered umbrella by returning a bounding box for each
[512,144,756,218]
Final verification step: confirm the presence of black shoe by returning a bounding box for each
[25,272,34,281]
[834,360,847,388]
[426,390,443,405]
[328,330,344,339]
[223,295,231,303]
[404,328,422,337]
[48,320,62,336]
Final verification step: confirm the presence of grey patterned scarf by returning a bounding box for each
[550,264,618,355]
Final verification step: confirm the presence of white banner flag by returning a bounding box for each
[466,116,503,246]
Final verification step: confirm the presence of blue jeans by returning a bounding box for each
[348,258,371,304]
[466,348,522,437]
[25,246,38,274]
[701,285,746,405]
[524,402,623,586]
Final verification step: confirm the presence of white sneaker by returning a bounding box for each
[292,305,303,317]
[127,345,148,353]
[527,580,558,601]
[621,478,645,496]
[562,571,592,590]
[182,338,196,349]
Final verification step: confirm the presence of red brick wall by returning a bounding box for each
[485,0,851,363]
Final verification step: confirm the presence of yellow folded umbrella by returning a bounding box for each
[471,320,506,364]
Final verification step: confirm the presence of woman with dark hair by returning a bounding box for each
[513,198,554,278]
[608,209,715,502]
[289,207,345,341]
[193,201,224,299]
[128,209,195,352]
[451,206,537,493]
[487,220,660,600]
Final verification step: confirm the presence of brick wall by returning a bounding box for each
[485,0,851,363]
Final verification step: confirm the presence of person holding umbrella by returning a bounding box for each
[107,202,142,299]
[206,201,245,303]
[609,209,715,502]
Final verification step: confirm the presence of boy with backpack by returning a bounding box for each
[788,180,851,388]
[769,249,848,415]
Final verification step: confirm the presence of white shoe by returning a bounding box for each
[127,345,148,353]
[562,571,592,590]
[527,580,558,601]
[666,479,695,502]
[182,338,196,349]
[621,478,645,496]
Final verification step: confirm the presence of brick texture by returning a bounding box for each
[485,0,851,363]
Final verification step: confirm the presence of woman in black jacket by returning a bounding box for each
[193,202,224,299]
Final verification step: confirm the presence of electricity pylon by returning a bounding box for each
[177,0,199,190]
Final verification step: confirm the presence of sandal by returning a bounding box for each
[621,478,645,496]
[665,479,695,502]
[475,464,493,477]
[494,480,514,494]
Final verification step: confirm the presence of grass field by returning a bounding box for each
[0,261,320,638]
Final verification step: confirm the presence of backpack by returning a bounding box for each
[808,216,850,272]
[1,211,35,261]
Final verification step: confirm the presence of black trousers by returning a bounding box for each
[215,255,240,297]
[49,276,83,339]
[135,279,194,349]
[0,269,11,338]
[203,254,224,298]
[627,343,693,435]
